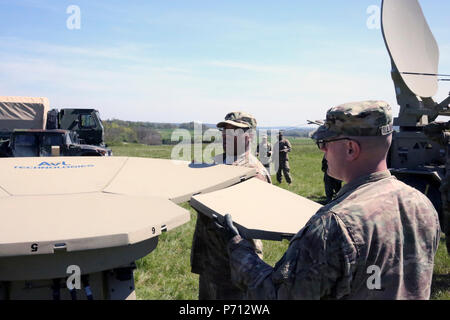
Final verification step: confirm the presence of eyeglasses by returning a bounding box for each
[316,137,359,150]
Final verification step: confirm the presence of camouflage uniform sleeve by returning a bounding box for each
[286,139,292,152]
[227,211,358,299]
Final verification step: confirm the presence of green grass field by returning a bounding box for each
[111,138,450,300]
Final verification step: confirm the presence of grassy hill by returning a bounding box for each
[110,138,450,300]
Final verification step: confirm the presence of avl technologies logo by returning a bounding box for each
[14,161,95,170]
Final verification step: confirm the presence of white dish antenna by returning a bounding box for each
[381,0,439,98]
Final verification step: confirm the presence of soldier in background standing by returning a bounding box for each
[322,156,342,203]
[256,134,273,175]
[275,131,292,185]
[221,101,440,299]
[190,111,271,300]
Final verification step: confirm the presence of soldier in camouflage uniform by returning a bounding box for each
[220,101,440,299]
[322,156,342,203]
[275,131,292,185]
[190,111,271,300]
[256,134,273,175]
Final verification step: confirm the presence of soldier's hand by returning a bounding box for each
[214,214,240,241]
[224,214,240,240]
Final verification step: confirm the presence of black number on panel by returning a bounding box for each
[31,243,38,252]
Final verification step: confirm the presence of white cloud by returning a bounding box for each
[208,60,292,74]
[0,36,158,65]
[0,37,402,126]
[7,0,60,12]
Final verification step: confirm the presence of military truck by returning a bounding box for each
[47,108,106,147]
[0,96,107,147]
[381,0,450,252]
[0,129,112,158]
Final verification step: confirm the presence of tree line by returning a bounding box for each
[104,119,313,146]
[103,120,211,145]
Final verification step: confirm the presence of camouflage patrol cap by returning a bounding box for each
[217,111,257,129]
[311,100,393,140]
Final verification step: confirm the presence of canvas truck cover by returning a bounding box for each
[191,178,322,241]
[0,97,49,131]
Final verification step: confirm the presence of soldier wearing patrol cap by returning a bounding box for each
[256,134,273,174]
[275,131,293,185]
[220,101,440,299]
[190,111,271,300]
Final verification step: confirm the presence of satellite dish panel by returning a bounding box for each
[0,193,189,257]
[103,157,257,203]
[191,178,322,241]
[0,157,256,202]
[0,188,8,197]
[0,237,158,282]
[0,156,256,281]
[0,194,187,280]
[0,157,128,195]
[381,0,439,97]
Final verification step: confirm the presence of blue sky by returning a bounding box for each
[1,0,449,126]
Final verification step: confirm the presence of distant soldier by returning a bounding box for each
[256,134,273,175]
[190,111,271,300]
[275,131,292,185]
[322,156,342,203]
[220,101,440,299]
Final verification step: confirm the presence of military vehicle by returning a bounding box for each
[0,96,107,147]
[0,156,321,299]
[47,108,106,147]
[381,0,450,252]
[0,129,112,158]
